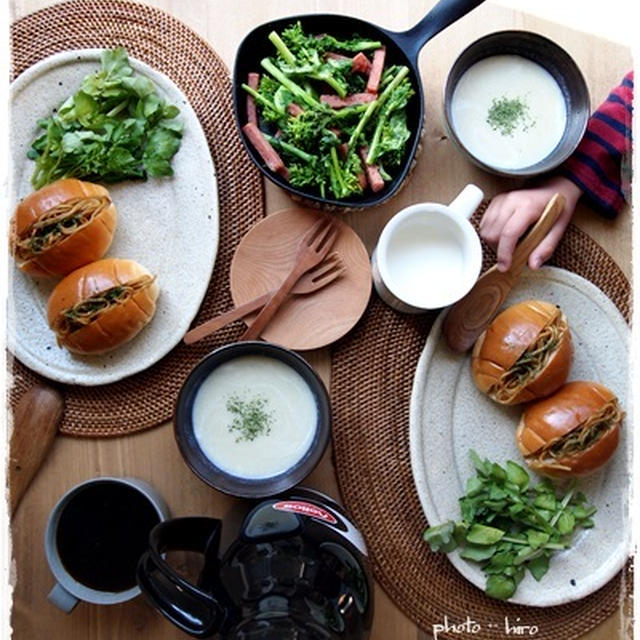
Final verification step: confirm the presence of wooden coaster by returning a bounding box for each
[230,208,372,350]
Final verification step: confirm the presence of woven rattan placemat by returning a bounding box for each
[9,0,264,436]
[331,210,632,639]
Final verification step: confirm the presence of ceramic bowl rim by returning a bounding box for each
[174,341,332,498]
[443,29,590,177]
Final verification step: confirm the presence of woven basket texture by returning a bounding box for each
[9,0,265,436]
[330,206,632,638]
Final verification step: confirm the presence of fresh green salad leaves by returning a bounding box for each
[242,22,415,200]
[27,48,183,189]
[423,451,596,601]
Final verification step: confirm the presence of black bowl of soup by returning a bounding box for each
[174,341,331,498]
[443,30,590,177]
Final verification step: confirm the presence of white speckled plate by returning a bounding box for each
[410,267,631,606]
[7,50,219,386]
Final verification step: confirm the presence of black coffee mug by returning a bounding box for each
[45,477,170,612]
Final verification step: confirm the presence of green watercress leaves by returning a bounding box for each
[423,451,597,601]
[27,48,183,189]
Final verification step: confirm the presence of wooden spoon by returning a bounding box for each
[184,253,344,344]
[9,384,65,516]
[442,193,565,353]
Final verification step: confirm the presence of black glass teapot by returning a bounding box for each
[136,487,373,639]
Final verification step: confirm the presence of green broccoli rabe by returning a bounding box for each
[242,21,415,200]
[280,21,383,57]
[423,451,596,601]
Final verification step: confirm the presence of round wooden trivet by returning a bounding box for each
[330,206,631,639]
[9,0,265,436]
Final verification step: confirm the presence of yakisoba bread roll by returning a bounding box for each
[10,178,117,277]
[471,300,573,405]
[47,258,159,355]
[516,381,623,477]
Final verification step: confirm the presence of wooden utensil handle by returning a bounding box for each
[10,384,64,516]
[184,292,270,344]
[240,266,304,340]
[508,193,565,275]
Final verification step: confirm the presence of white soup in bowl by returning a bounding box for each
[450,55,567,170]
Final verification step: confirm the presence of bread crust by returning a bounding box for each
[47,258,159,355]
[516,381,622,477]
[11,179,117,277]
[471,300,573,405]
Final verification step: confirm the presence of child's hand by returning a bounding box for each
[479,176,582,271]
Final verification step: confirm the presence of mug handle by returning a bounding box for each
[47,582,79,613]
[136,517,228,639]
[449,183,484,220]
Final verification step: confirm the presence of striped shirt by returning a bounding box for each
[561,71,633,218]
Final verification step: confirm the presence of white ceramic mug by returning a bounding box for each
[371,184,484,313]
[45,476,170,613]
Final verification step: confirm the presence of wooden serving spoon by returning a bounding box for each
[9,383,65,516]
[183,253,345,344]
[442,193,565,353]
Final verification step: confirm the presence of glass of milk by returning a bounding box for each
[371,184,483,313]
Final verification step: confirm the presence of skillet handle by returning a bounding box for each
[394,0,486,63]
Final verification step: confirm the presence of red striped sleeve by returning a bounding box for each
[561,71,633,218]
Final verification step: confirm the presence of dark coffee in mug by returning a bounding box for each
[55,480,161,592]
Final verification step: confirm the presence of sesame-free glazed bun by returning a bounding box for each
[516,381,623,477]
[10,178,117,277]
[471,300,573,405]
[47,258,159,355]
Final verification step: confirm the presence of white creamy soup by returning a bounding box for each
[192,355,317,479]
[450,55,567,170]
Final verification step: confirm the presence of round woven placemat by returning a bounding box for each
[331,208,632,639]
[9,0,264,436]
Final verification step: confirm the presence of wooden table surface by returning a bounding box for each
[7,1,633,639]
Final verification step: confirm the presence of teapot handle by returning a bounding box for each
[136,517,228,639]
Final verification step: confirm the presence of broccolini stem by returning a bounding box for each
[310,72,347,98]
[265,134,316,163]
[347,99,378,150]
[330,146,347,197]
[331,103,370,119]
[366,105,391,164]
[241,83,282,114]
[268,31,297,65]
[378,65,410,104]
[260,58,323,110]
[348,66,410,150]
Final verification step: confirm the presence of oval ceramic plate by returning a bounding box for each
[8,50,218,386]
[410,267,630,606]
[229,208,372,350]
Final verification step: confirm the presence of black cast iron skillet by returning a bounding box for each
[233,0,486,211]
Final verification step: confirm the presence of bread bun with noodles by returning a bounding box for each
[47,258,159,355]
[516,381,623,477]
[471,300,573,405]
[10,178,117,277]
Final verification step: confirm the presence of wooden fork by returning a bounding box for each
[183,253,345,344]
[240,216,339,341]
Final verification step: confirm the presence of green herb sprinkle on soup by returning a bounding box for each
[450,55,566,170]
[192,355,317,479]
